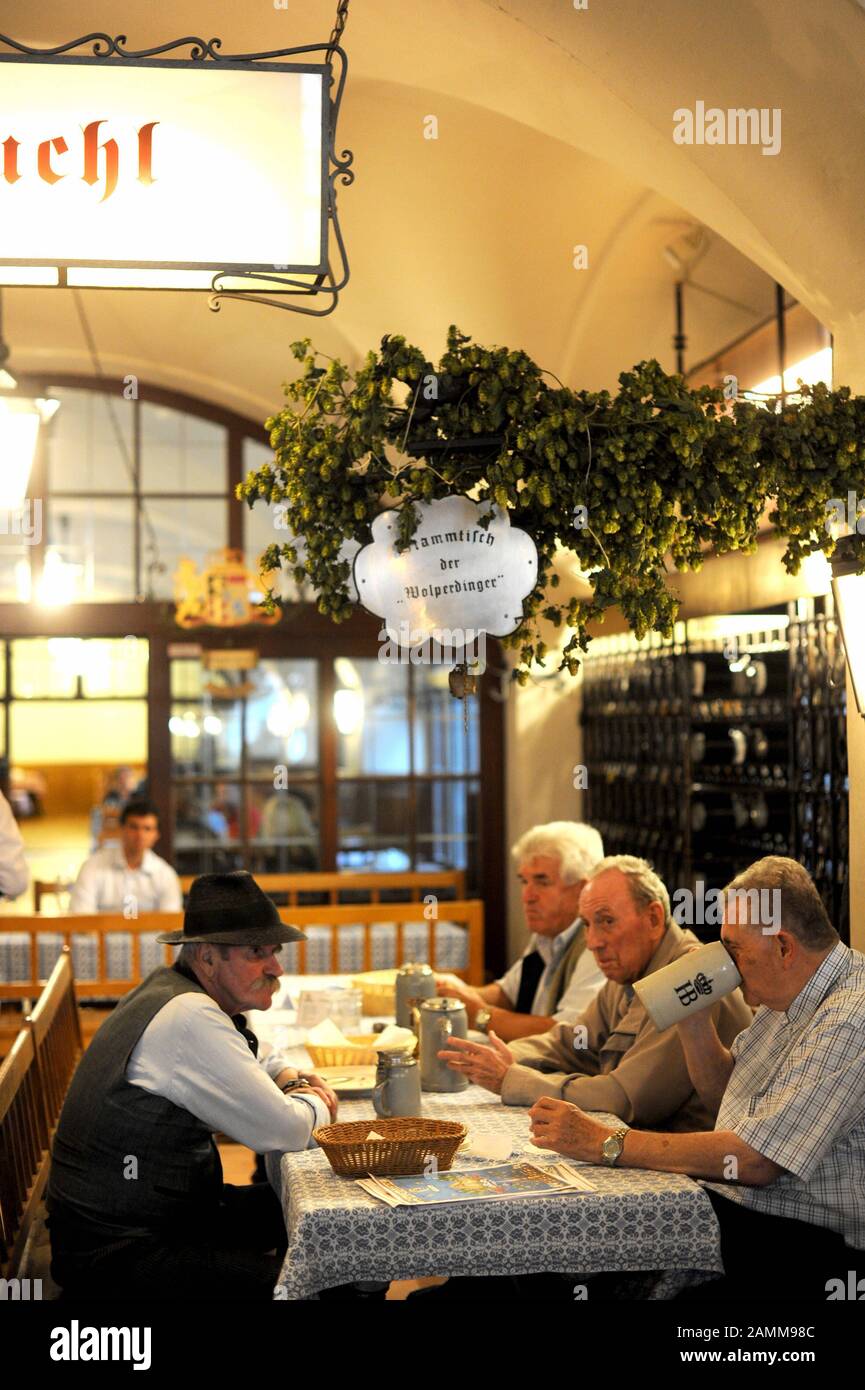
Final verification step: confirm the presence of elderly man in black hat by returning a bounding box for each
[47,871,337,1301]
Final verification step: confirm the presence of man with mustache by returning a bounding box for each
[48,871,337,1301]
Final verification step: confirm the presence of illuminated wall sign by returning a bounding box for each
[0,36,353,308]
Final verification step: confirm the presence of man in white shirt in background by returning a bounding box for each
[48,871,338,1301]
[0,787,28,900]
[70,798,182,914]
[436,821,606,1042]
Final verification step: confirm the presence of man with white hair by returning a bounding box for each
[435,821,606,1042]
[528,856,865,1300]
[441,855,752,1130]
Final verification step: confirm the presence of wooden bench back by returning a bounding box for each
[0,900,485,998]
[25,950,83,1136]
[179,869,467,902]
[0,1029,50,1277]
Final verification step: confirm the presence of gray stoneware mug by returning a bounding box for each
[418,996,469,1092]
[373,1051,422,1117]
[395,962,436,1029]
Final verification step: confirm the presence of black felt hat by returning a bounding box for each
[156,871,307,946]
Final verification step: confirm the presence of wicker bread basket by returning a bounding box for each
[305,1035,381,1068]
[350,969,398,1016]
[314,1117,467,1177]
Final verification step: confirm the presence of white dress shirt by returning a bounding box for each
[0,789,28,900]
[495,920,606,1023]
[70,844,183,914]
[126,990,331,1152]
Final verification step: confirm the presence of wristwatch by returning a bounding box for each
[601,1126,629,1166]
[474,1008,492,1034]
[281,1076,312,1093]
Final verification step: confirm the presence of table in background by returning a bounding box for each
[268,1086,724,1300]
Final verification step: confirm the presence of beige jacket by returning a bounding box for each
[501,922,753,1132]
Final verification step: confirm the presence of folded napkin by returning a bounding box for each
[460,1132,514,1162]
[374,1024,417,1053]
[305,1018,354,1048]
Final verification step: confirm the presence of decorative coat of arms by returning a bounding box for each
[174,549,281,628]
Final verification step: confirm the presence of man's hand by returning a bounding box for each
[299,1071,339,1120]
[434,973,482,1007]
[528,1096,615,1162]
[294,1083,339,1122]
[437,1030,514,1094]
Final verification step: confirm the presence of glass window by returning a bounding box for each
[10,700,147,763]
[11,637,148,700]
[144,498,229,599]
[81,638,148,698]
[245,659,318,775]
[335,659,410,775]
[47,497,136,601]
[172,782,245,876]
[140,403,227,493]
[413,666,480,774]
[170,700,242,776]
[12,639,79,698]
[46,387,135,493]
[249,783,319,871]
[416,778,480,872]
[337,781,412,870]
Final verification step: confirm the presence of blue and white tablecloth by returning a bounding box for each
[270,1087,724,1300]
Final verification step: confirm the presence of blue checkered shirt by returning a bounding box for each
[703,941,865,1250]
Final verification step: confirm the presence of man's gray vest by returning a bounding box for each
[48,965,223,1234]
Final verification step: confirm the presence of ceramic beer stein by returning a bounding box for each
[373,1051,422,1118]
[395,962,436,1029]
[418,996,469,1092]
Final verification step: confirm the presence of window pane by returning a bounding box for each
[416,778,480,877]
[144,498,229,599]
[12,639,79,698]
[171,659,203,700]
[170,700,242,775]
[10,700,147,763]
[48,497,136,600]
[337,781,412,870]
[413,666,480,774]
[246,659,318,775]
[140,403,227,493]
[248,783,319,871]
[172,783,245,876]
[46,387,135,493]
[335,659,409,775]
[81,639,149,698]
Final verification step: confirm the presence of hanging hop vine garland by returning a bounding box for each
[237,326,864,684]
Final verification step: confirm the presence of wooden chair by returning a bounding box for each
[0,1029,50,1277]
[25,949,82,1137]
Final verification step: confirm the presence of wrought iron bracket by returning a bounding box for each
[0,32,355,316]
